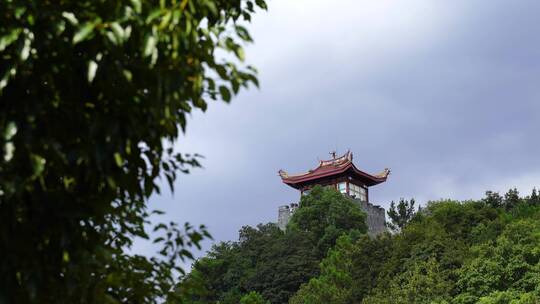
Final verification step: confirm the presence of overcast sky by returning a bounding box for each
[135,0,540,260]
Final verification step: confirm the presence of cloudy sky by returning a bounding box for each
[136,0,540,259]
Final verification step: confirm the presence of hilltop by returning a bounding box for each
[178,186,540,304]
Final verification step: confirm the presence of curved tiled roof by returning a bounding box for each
[279,151,389,188]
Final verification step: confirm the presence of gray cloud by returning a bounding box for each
[134,0,540,260]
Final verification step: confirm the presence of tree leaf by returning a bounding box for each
[0,28,22,52]
[255,0,268,10]
[219,85,231,102]
[130,0,142,13]
[20,36,31,61]
[73,21,97,44]
[61,12,78,25]
[110,22,125,43]
[143,35,157,57]
[87,60,98,83]
[3,142,14,162]
[234,46,245,61]
[235,25,252,42]
[113,152,123,167]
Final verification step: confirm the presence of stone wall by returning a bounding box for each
[277,203,298,230]
[353,199,387,236]
[277,205,292,230]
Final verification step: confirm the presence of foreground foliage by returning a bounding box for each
[185,188,540,304]
[0,0,266,302]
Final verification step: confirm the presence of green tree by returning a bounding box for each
[289,236,355,304]
[291,233,394,304]
[0,0,266,302]
[476,291,539,304]
[503,188,521,211]
[182,224,319,304]
[240,291,269,304]
[288,185,368,257]
[386,198,417,232]
[363,258,452,304]
[455,220,540,303]
[238,226,319,303]
[484,191,504,209]
[424,199,499,241]
[528,188,540,205]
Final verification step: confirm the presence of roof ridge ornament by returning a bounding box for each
[320,150,351,167]
[375,168,391,178]
[330,151,337,159]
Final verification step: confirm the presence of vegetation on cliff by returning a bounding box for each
[179,186,367,303]
[181,186,540,304]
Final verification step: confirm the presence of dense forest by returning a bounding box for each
[178,186,540,304]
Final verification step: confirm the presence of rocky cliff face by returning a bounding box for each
[353,199,387,236]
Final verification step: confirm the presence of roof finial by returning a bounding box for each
[330,150,337,159]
